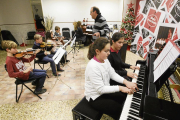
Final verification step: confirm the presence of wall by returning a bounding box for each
[41,0,124,37]
[0,0,36,44]
[0,2,5,30]
[31,4,44,19]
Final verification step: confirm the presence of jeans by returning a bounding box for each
[29,69,46,91]
[41,54,60,75]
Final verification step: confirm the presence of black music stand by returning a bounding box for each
[68,36,79,64]
[61,38,75,73]
[51,47,71,90]
[68,36,79,55]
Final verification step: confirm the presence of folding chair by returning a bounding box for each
[34,58,49,78]
[62,28,70,40]
[4,64,42,103]
[26,31,36,45]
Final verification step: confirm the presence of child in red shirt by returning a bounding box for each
[3,40,47,94]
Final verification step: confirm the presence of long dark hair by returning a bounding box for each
[87,37,109,60]
[111,32,124,45]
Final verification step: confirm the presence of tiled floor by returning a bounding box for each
[0,46,88,104]
[0,45,144,119]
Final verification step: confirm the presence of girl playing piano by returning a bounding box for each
[85,37,138,120]
[108,32,140,85]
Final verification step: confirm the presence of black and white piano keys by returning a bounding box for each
[120,64,145,120]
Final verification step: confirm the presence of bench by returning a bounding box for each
[72,97,103,120]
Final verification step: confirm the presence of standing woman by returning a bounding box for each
[85,37,138,120]
[108,32,140,85]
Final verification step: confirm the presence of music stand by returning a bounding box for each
[68,36,79,54]
[68,36,79,64]
[52,47,71,89]
[61,38,75,72]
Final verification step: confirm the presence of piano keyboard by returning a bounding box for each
[120,64,145,120]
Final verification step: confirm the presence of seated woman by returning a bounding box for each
[46,30,70,63]
[75,21,86,45]
[85,37,138,120]
[108,32,140,85]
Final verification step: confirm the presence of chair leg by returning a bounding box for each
[23,83,42,99]
[38,63,44,70]
[16,84,18,102]
[37,64,49,78]
[16,84,23,103]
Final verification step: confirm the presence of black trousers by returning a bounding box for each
[89,92,127,120]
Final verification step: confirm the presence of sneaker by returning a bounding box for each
[53,73,61,76]
[66,60,70,62]
[34,89,47,94]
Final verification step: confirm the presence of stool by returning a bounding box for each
[72,97,102,120]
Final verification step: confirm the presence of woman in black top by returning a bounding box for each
[108,32,140,85]
[75,21,86,44]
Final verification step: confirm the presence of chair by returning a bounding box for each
[62,28,70,40]
[34,58,49,78]
[26,31,36,45]
[4,64,42,103]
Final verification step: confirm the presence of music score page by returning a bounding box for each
[153,41,180,82]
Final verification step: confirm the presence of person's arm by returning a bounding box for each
[88,65,120,94]
[107,60,138,92]
[22,55,36,62]
[107,60,125,84]
[46,46,54,51]
[6,61,30,78]
[55,32,62,37]
[97,19,110,36]
[79,27,84,36]
[121,61,131,69]
[108,53,127,76]
[32,44,45,58]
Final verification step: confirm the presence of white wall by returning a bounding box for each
[0,2,5,30]
[0,0,36,44]
[41,0,124,37]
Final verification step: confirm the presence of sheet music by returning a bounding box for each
[154,41,174,70]
[53,47,66,64]
[86,29,92,32]
[70,36,76,48]
[62,39,71,49]
[154,41,180,82]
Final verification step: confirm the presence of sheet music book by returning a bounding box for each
[52,47,66,64]
[70,36,76,48]
[153,40,180,82]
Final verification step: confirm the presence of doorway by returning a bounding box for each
[30,0,45,31]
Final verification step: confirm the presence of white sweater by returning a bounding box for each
[85,59,125,101]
